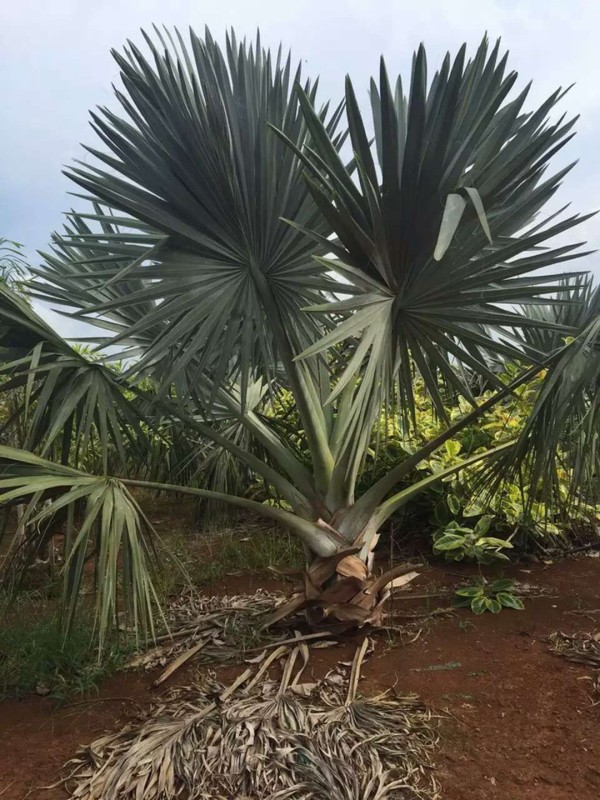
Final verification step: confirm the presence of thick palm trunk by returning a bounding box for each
[263,517,418,631]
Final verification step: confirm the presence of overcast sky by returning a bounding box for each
[1,0,599,338]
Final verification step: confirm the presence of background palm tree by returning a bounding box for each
[0,29,597,640]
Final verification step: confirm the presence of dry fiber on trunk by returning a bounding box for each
[264,550,421,631]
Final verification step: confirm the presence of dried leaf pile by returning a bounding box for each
[126,590,295,683]
[548,630,600,702]
[126,571,424,686]
[548,630,600,667]
[65,640,440,800]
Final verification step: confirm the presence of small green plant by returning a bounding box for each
[433,515,513,563]
[0,607,130,700]
[153,522,305,598]
[455,578,524,615]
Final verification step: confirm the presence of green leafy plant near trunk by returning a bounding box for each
[0,29,598,643]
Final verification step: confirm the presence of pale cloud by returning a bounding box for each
[1,0,598,337]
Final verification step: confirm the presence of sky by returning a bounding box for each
[1,0,599,338]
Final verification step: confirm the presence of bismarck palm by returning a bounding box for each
[0,29,597,639]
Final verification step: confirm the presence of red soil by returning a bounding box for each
[0,556,599,800]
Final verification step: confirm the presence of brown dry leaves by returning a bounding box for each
[66,639,440,800]
[125,589,288,680]
[548,629,600,705]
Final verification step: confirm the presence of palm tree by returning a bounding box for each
[1,28,598,640]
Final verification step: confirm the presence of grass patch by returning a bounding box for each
[0,514,303,699]
[154,519,304,596]
[207,527,304,574]
[0,595,131,701]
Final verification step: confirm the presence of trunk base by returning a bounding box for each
[262,548,420,631]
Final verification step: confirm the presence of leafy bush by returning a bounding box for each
[420,377,597,552]
[433,516,513,563]
[455,578,524,614]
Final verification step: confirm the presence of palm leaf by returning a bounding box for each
[0,283,149,471]
[31,29,344,401]
[489,287,600,513]
[0,446,160,648]
[283,36,592,440]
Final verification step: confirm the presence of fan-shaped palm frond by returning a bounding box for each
[491,295,600,513]
[0,446,161,646]
[279,37,592,442]
[32,203,165,356]
[511,273,599,360]
[32,28,345,398]
[0,283,148,471]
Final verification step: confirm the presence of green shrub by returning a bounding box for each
[455,578,524,614]
[0,600,129,700]
[432,516,513,563]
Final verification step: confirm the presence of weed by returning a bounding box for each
[0,598,131,700]
[455,578,524,614]
[412,661,462,672]
[214,528,304,573]
[153,520,304,597]
[222,615,268,653]
[381,626,403,651]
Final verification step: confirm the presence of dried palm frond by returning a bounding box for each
[310,638,438,787]
[267,743,435,799]
[66,640,440,800]
[126,589,292,678]
[548,630,600,705]
[69,673,222,799]
[548,630,600,667]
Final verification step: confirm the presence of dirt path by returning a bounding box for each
[366,557,600,799]
[0,557,598,799]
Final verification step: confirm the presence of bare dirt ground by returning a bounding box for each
[0,554,599,799]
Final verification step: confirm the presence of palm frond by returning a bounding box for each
[31,28,345,400]
[509,273,599,360]
[0,237,28,287]
[0,446,160,647]
[282,36,592,440]
[490,301,600,513]
[0,282,149,471]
